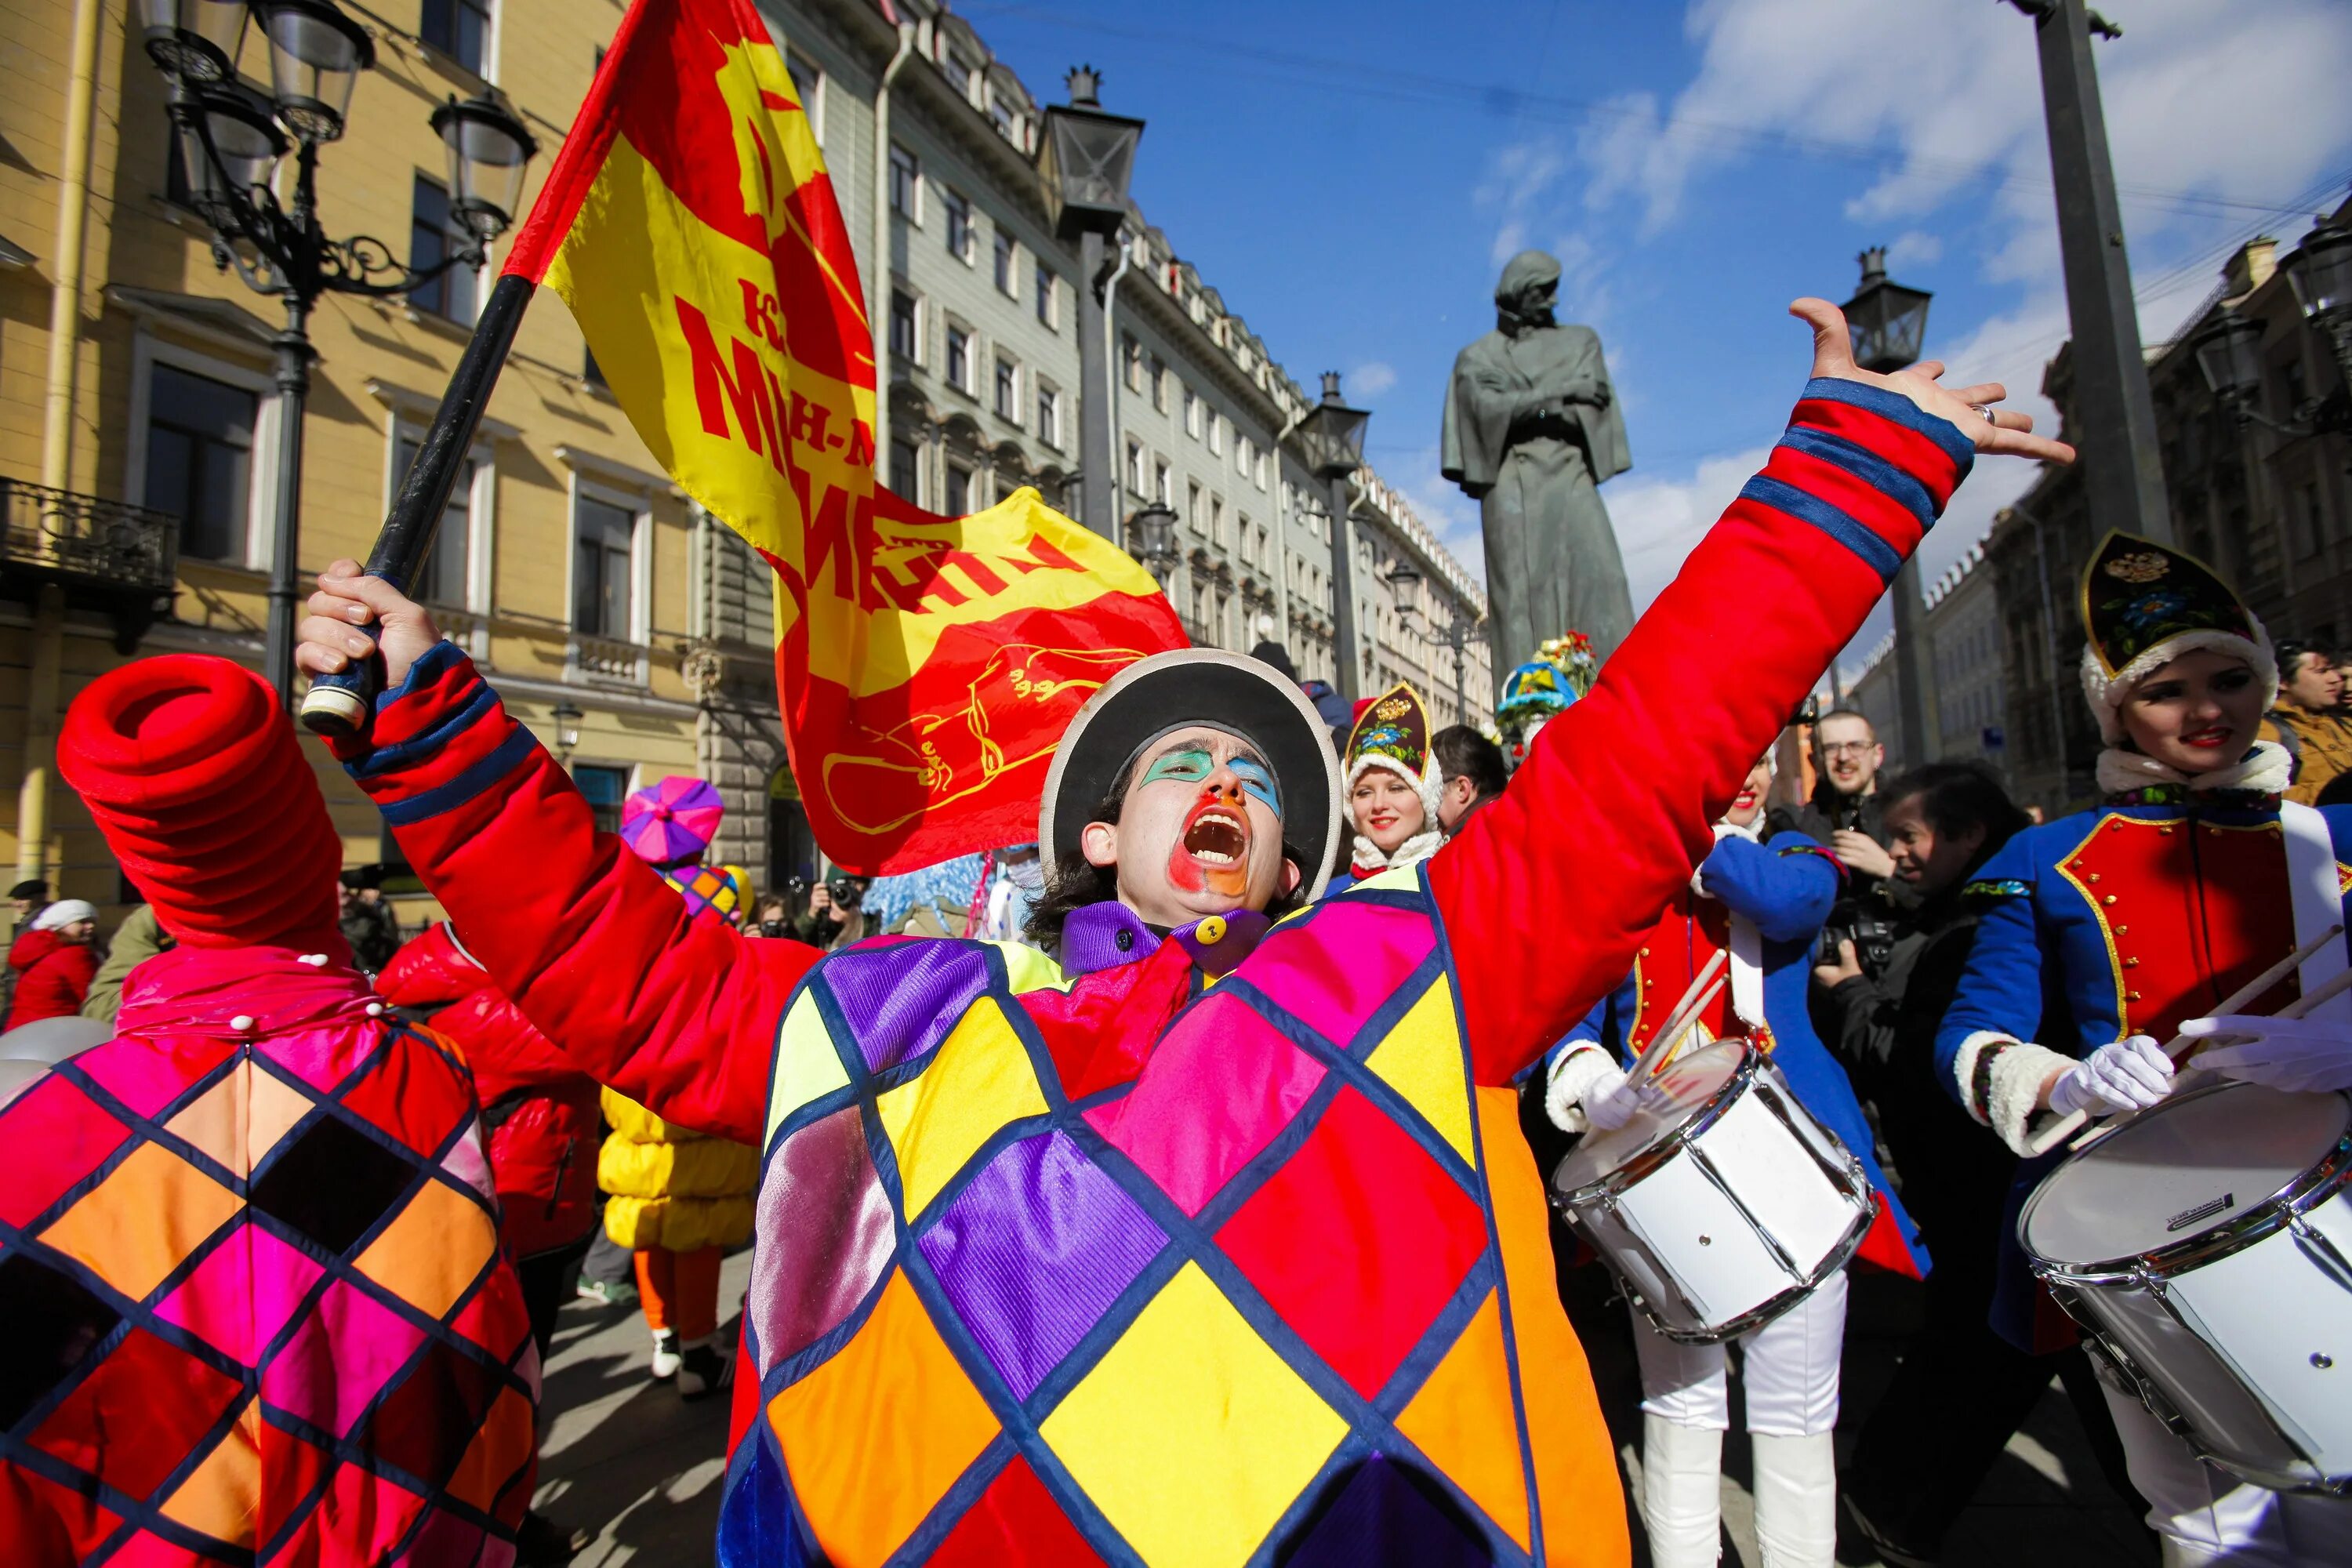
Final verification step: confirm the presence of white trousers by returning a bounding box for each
[1632,1270,1848,1436]
[2103,1384,2352,1566]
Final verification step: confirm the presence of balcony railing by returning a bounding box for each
[0,477,180,649]
[1,478,178,595]
[568,631,649,687]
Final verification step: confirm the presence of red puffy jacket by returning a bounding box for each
[377,924,601,1259]
[5,927,100,1028]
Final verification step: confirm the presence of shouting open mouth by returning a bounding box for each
[1169,794,1254,895]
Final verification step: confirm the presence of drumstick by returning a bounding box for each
[1630,951,1728,1086]
[1636,977,1727,1083]
[2026,923,2345,1156]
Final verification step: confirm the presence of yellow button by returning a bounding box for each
[2102,895,2118,906]
[1197,915,1226,946]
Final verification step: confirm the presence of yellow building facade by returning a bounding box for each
[0,0,704,929]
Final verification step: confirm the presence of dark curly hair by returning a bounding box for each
[1025,753,1315,955]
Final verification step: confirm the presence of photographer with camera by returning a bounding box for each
[1772,707,1904,980]
[791,869,870,950]
[1811,762,2136,1563]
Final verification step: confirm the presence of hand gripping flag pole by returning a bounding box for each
[298,274,532,739]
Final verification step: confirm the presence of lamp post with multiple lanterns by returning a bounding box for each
[137,0,536,706]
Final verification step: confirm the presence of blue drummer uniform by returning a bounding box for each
[1934,788,2352,1344]
[1549,829,1929,1279]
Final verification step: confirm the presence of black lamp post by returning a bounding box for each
[1298,372,1370,702]
[1843,249,1936,764]
[1441,615,1475,726]
[2196,307,2352,439]
[1039,67,1144,541]
[140,0,535,707]
[1127,501,1178,588]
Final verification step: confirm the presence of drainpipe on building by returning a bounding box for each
[21,0,105,891]
[1271,405,1302,663]
[868,20,916,485]
[1098,231,1132,533]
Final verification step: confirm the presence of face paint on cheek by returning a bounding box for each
[1165,842,1206,894]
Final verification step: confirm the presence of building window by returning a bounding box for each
[419,0,491,74]
[945,325,971,393]
[942,52,973,100]
[942,189,973,263]
[989,90,1017,140]
[993,229,1015,295]
[889,436,922,503]
[1149,355,1167,412]
[1237,435,1254,479]
[574,764,627,834]
[890,289,919,361]
[1035,267,1057,327]
[888,144,920,220]
[1254,522,1269,566]
[787,49,823,140]
[143,361,255,563]
[572,493,636,637]
[408,176,477,321]
[1126,438,1145,495]
[995,355,1018,422]
[1187,480,1203,534]
[1210,495,1225,548]
[1036,381,1061,447]
[1255,449,1269,490]
[394,433,474,607]
[1207,412,1223,456]
[1184,387,1200,439]
[1155,459,1172,506]
[1122,333,1143,394]
[946,461,974,514]
[2295,482,2325,559]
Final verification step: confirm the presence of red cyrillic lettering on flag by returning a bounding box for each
[1004,532,1084,575]
[789,469,860,602]
[676,296,783,471]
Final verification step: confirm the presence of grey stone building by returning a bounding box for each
[688,0,1492,889]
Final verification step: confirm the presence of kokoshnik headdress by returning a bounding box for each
[2078,531,2277,742]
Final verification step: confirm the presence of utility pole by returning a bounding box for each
[2011,0,2173,545]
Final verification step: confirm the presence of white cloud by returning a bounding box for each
[1473,138,1570,267]
[1886,230,1943,270]
[1603,446,1773,613]
[1350,361,1398,397]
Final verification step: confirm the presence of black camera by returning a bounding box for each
[1817,909,1899,977]
[758,918,790,938]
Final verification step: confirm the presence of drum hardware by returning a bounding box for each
[2023,1081,2352,1493]
[2028,926,2350,1157]
[1552,1040,1875,1345]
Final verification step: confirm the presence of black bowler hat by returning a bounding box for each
[1038,648,1343,901]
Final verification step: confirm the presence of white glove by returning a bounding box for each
[1546,1047,1638,1133]
[1585,1072,1646,1131]
[2177,1014,2352,1094]
[2048,1035,2175,1120]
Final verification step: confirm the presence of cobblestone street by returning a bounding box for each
[532,1251,2155,1566]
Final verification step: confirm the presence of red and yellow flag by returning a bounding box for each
[503,0,1183,873]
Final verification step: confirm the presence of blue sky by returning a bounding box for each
[958,0,2352,677]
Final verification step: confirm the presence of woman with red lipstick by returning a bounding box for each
[1937,532,2352,1564]
[1542,753,1926,1568]
[1343,682,1447,880]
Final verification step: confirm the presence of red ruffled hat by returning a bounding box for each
[58,655,343,950]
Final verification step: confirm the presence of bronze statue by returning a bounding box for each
[1442,250,1635,677]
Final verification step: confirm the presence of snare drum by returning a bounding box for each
[2021,1080,2352,1494]
[1550,1040,1875,1343]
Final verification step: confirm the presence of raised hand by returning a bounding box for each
[295,561,445,691]
[1789,298,2075,467]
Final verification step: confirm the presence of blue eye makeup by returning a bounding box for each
[1138,746,1281,815]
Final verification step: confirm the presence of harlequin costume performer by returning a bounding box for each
[1937,532,2352,1565]
[1541,753,1926,1568]
[1344,681,1447,879]
[0,655,537,1566]
[297,314,2036,1565]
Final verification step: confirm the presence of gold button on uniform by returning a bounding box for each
[2103,895,2118,906]
[1197,915,1227,946]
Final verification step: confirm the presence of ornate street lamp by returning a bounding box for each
[2282,217,2352,427]
[1842,247,1933,374]
[1127,501,1178,587]
[140,0,536,707]
[2196,307,2349,438]
[140,0,251,85]
[1298,372,1370,701]
[1038,67,1145,541]
[1441,615,1476,725]
[1843,248,1936,761]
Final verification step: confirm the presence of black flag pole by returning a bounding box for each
[297,272,537,740]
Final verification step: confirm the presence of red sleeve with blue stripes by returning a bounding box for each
[329,642,811,1145]
[1431,379,1973,1085]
